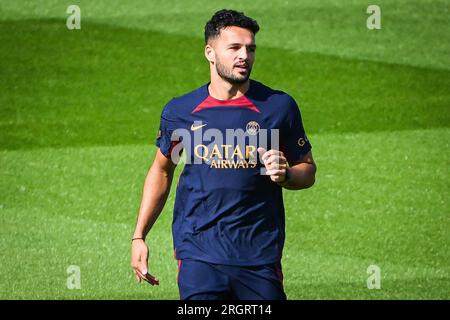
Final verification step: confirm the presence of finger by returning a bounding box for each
[135,269,153,285]
[136,266,160,286]
[270,154,287,164]
[139,269,160,286]
[271,175,286,183]
[139,253,149,278]
[268,163,287,171]
[265,155,287,166]
[261,149,276,162]
[266,169,286,176]
[133,270,141,283]
[134,268,148,283]
[267,160,287,170]
[257,147,267,163]
[264,150,285,164]
[265,156,285,168]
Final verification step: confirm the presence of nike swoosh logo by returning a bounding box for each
[191,123,207,131]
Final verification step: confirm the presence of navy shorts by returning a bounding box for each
[177,259,286,300]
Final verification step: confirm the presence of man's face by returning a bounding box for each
[208,26,256,84]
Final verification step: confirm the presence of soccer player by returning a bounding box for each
[131,9,316,300]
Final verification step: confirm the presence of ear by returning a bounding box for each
[204,44,215,64]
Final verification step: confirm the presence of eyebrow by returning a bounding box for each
[227,43,257,48]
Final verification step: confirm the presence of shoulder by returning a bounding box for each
[249,79,299,113]
[161,84,208,119]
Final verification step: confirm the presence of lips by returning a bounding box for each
[235,63,247,67]
[234,63,249,71]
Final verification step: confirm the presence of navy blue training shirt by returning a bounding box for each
[156,79,312,266]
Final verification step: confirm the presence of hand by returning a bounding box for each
[131,239,159,285]
[257,147,288,183]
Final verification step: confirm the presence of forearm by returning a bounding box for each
[278,162,316,190]
[133,164,174,239]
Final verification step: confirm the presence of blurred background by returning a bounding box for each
[0,0,448,299]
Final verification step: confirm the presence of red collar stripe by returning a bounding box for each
[192,95,261,113]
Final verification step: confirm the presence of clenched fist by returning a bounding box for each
[257,147,288,184]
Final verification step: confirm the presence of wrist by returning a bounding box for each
[132,231,146,242]
[133,229,145,239]
[278,168,291,185]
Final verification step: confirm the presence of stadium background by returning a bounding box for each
[0,0,448,299]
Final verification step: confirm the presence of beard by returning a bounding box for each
[215,56,252,84]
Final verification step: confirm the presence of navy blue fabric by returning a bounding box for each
[178,259,286,300]
[156,79,312,266]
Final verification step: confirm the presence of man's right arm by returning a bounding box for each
[131,148,177,284]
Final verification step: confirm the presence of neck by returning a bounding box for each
[208,71,250,100]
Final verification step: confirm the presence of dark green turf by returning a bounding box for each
[1,19,448,150]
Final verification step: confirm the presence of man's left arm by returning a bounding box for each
[278,151,316,190]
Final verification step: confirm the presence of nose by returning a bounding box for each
[237,46,249,61]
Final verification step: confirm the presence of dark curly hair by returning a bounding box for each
[204,9,259,44]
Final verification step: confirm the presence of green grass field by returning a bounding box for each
[0,0,449,299]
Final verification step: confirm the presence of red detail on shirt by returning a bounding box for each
[192,95,261,113]
[167,140,180,158]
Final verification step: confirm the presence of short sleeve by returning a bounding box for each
[281,96,312,165]
[155,103,182,158]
